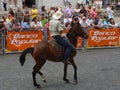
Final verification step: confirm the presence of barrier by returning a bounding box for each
[87,28,120,48]
[0,31,5,55]
[1,28,120,55]
[6,31,43,51]
[0,32,2,54]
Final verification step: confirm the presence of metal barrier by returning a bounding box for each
[0,31,5,55]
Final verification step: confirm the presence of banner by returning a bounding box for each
[77,37,82,48]
[88,28,119,47]
[6,31,43,50]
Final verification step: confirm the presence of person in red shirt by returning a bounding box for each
[90,7,98,19]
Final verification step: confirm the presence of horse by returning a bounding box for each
[19,24,88,88]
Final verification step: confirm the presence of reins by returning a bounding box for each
[67,32,78,39]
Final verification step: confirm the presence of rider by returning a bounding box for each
[49,10,74,64]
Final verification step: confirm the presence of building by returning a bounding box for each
[0,0,22,10]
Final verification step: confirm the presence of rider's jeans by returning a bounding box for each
[53,35,73,61]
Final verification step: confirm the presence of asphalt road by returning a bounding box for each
[0,48,120,90]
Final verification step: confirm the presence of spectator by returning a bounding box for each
[40,13,49,41]
[39,5,48,17]
[6,14,13,22]
[64,0,70,6]
[23,6,31,20]
[80,6,88,17]
[63,13,72,26]
[86,0,90,5]
[21,18,31,30]
[73,5,80,17]
[5,14,13,30]
[12,19,21,32]
[3,16,10,31]
[3,0,7,11]
[106,5,111,15]
[87,5,92,16]
[8,8,15,18]
[14,0,17,7]
[91,16,102,28]
[65,3,73,17]
[31,16,42,30]
[96,5,102,16]
[102,16,110,28]
[86,15,94,25]
[107,6,114,19]
[40,13,48,27]
[109,18,118,27]
[80,16,90,33]
[90,7,98,19]
[31,5,38,20]
[80,17,89,50]
[15,7,23,24]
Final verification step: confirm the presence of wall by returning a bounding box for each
[37,0,78,9]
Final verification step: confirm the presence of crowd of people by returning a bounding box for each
[0,3,119,34]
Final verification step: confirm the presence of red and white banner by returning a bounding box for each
[6,31,43,50]
[88,28,119,47]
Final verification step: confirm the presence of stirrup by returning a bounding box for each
[62,60,72,64]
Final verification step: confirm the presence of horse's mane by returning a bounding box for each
[66,24,80,47]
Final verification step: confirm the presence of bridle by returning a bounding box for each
[67,32,78,39]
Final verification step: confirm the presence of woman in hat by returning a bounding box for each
[49,11,74,64]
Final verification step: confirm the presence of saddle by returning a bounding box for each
[49,38,64,52]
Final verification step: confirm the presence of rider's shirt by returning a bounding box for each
[49,19,63,36]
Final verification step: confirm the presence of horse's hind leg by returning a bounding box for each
[70,58,77,84]
[32,60,46,88]
[38,71,47,83]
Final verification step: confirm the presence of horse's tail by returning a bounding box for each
[19,47,34,66]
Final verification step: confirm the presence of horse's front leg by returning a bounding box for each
[63,63,69,83]
[71,58,77,84]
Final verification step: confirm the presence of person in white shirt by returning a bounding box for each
[64,13,72,26]
[80,17,90,32]
[86,15,94,25]
[78,14,83,23]
[80,17,90,50]
[31,16,42,30]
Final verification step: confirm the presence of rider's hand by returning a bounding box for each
[61,33,66,38]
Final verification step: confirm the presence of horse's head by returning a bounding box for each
[69,24,88,39]
[66,24,88,47]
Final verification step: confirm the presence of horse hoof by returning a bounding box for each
[63,79,70,83]
[74,80,78,84]
[42,79,47,83]
[42,75,47,83]
[34,84,41,88]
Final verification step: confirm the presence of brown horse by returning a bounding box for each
[19,24,88,88]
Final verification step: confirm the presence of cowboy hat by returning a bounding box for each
[52,10,63,20]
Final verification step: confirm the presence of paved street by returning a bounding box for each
[0,48,120,90]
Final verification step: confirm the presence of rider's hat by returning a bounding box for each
[52,10,63,20]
